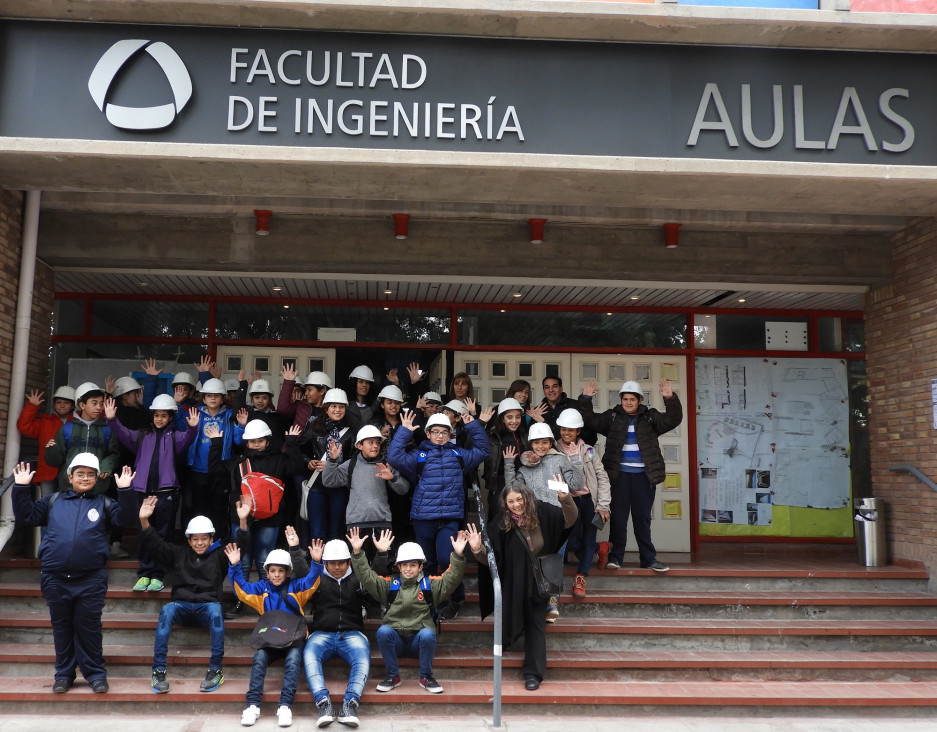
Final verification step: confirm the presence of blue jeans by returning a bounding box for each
[247,645,303,707]
[303,630,370,704]
[412,518,464,604]
[566,494,598,576]
[307,485,348,541]
[375,625,436,677]
[152,601,224,670]
[232,523,279,582]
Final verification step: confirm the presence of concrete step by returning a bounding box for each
[3,675,937,715]
[6,644,937,682]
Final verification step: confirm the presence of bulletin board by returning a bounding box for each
[696,357,853,537]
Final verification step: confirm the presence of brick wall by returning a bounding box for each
[0,188,55,470]
[866,217,937,579]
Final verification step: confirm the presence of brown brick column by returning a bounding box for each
[866,217,937,577]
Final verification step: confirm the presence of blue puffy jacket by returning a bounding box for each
[387,418,489,521]
[13,483,127,575]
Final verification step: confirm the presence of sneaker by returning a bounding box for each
[604,560,622,570]
[224,600,244,619]
[316,697,335,727]
[132,577,150,592]
[277,705,293,727]
[419,675,443,693]
[110,541,129,559]
[437,600,461,621]
[200,668,224,692]
[646,560,670,573]
[572,574,587,598]
[52,677,73,694]
[91,679,109,693]
[337,698,359,727]
[546,597,560,623]
[151,668,169,694]
[375,675,401,692]
[596,541,609,569]
[147,578,165,592]
[241,705,261,727]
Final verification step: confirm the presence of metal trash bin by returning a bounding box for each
[854,497,886,567]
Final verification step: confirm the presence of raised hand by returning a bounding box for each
[465,523,483,553]
[373,528,394,553]
[13,462,34,486]
[142,358,162,376]
[114,466,135,489]
[204,424,222,439]
[139,495,158,520]
[407,362,423,383]
[236,495,253,521]
[103,397,117,420]
[527,402,547,422]
[479,405,495,423]
[582,380,598,398]
[386,368,399,386]
[209,362,222,379]
[346,526,368,553]
[451,530,468,556]
[186,408,200,428]
[104,375,116,396]
[195,355,213,373]
[502,445,517,460]
[26,389,44,407]
[659,378,674,398]
[224,543,241,566]
[309,538,325,563]
[328,441,342,461]
[236,407,249,426]
[284,525,300,547]
[400,410,417,431]
[464,397,477,416]
[375,462,394,480]
[286,424,302,437]
[281,363,298,382]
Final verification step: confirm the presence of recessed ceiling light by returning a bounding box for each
[138,281,148,287]
[606,312,613,316]
[500,309,506,313]
[512,292,523,298]
[283,304,290,309]
[383,289,393,295]
[630,295,640,300]
[272,286,283,292]
[738,298,746,303]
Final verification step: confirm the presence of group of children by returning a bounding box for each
[12,356,681,722]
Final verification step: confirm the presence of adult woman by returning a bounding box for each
[471,480,577,691]
[446,372,477,415]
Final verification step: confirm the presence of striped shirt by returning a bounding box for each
[619,416,644,473]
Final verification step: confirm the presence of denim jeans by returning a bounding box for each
[232,522,279,582]
[307,485,348,541]
[303,630,370,704]
[412,518,464,604]
[152,601,224,670]
[375,625,436,677]
[566,493,598,576]
[247,645,303,707]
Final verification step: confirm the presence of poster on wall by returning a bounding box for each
[696,357,851,530]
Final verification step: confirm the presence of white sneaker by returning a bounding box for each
[241,705,261,727]
[277,706,293,728]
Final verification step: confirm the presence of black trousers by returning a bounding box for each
[520,592,548,681]
[41,569,108,683]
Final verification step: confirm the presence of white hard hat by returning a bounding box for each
[185,515,215,536]
[528,423,555,442]
[74,382,103,403]
[263,549,293,571]
[422,391,442,404]
[247,379,273,396]
[498,397,523,415]
[305,371,333,388]
[556,408,584,429]
[425,414,452,432]
[377,384,404,402]
[171,372,196,388]
[395,542,426,563]
[322,539,352,562]
[619,381,644,398]
[356,425,383,443]
[442,400,468,416]
[323,388,349,406]
[200,378,226,395]
[243,420,273,440]
[112,376,142,397]
[224,379,240,392]
[349,365,374,382]
[52,386,76,402]
[67,452,100,475]
[149,394,178,412]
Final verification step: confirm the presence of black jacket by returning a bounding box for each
[307,566,370,633]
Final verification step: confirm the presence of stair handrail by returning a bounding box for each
[889,464,937,493]
[471,480,502,729]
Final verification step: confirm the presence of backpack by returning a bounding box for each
[62,421,112,448]
[386,574,439,631]
[239,459,284,520]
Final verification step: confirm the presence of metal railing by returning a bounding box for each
[470,481,502,729]
[889,464,937,493]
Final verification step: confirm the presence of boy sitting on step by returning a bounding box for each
[226,527,322,728]
[348,526,473,695]
[141,494,250,695]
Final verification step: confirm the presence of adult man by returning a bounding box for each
[534,376,596,446]
[579,379,682,572]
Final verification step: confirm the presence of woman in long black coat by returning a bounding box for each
[471,479,577,690]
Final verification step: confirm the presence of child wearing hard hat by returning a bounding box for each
[104,394,200,592]
[347,525,476,694]
[346,364,376,428]
[16,384,75,498]
[140,495,252,696]
[303,537,374,728]
[11,455,135,694]
[225,528,322,728]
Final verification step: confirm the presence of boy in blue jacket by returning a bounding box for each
[226,529,323,728]
[12,455,134,693]
[387,410,489,621]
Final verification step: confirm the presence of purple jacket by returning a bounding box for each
[108,417,198,492]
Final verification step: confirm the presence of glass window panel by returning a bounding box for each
[581,363,597,380]
[607,390,619,407]
[491,362,507,378]
[663,446,680,463]
[545,363,560,378]
[457,310,686,349]
[491,388,506,403]
[635,364,651,381]
[518,362,533,378]
[54,299,85,336]
[464,362,479,376]
[709,315,807,351]
[254,356,269,373]
[90,300,209,339]
[309,358,324,373]
[225,355,242,371]
[608,364,626,381]
[281,356,297,371]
